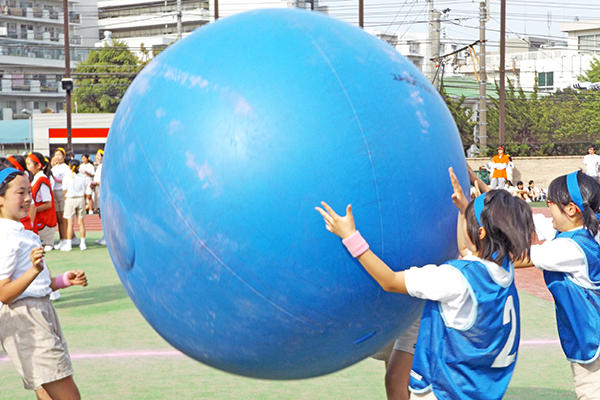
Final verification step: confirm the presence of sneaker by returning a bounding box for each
[44,245,54,252]
[79,241,87,251]
[55,240,65,251]
[49,290,61,301]
[72,237,80,246]
[60,242,72,252]
[95,237,106,246]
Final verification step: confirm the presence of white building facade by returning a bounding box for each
[456,21,600,93]
[97,0,317,60]
[0,0,98,119]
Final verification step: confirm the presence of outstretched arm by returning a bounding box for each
[449,167,474,257]
[315,202,407,293]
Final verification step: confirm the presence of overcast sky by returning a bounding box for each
[320,0,600,49]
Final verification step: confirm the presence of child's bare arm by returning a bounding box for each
[315,202,408,294]
[0,248,45,304]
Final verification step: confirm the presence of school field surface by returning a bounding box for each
[0,227,577,400]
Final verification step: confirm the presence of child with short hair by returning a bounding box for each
[0,167,88,399]
[520,170,600,398]
[315,167,534,400]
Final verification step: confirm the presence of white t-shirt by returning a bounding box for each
[583,154,600,177]
[51,163,70,191]
[93,163,102,184]
[31,171,52,204]
[531,215,597,289]
[404,254,513,330]
[0,218,51,303]
[63,171,87,198]
[79,162,95,185]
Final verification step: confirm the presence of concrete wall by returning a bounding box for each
[467,156,585,190]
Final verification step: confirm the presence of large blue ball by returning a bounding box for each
[102,8,468,379]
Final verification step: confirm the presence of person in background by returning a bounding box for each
[490,146,510,190]
[50,148,70,250]
[583,145,600,184]
[25,152,57,253]
[61,159,87,252]
[79,154,95,215]
[90,149,105,245]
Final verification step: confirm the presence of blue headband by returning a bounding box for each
[566,171,585,213]
[0,168,19,186]
[473,192,486,227]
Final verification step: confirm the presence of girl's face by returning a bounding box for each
[54,150,65,164]
[547,201,582,232]
[82,155,89,163]
[0,175,32,221]
[96,152,103,163]
[25,157,40,175]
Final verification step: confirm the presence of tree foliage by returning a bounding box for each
[481,75,600,156]
[72,40,140,113]
[578,56,600,83]
[440,87,478,148]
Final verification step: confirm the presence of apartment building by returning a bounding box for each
[0,0,98,120]
[97,0,321,59]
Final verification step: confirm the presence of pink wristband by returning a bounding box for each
[342,231,369,258]
[55,272,72,289]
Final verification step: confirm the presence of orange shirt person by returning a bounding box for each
[490,146,510,189]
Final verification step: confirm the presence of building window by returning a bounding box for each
[538,71,554,91]
[579,34,600,53]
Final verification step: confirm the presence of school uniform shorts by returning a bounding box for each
[37,225,56,247]
[371,319,421,361]
[0,296,73,390]
[64,196,86,219]
[53,189,65,212]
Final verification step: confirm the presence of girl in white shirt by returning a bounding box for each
[522,171,600,399]
[0,167,88,399]
[316,168,535,400]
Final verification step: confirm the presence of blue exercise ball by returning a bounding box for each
[102,8,468,379]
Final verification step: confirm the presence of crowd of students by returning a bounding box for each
[0,147,105,253]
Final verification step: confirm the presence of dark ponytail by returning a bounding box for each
[465,190,534,264]
[547,171,600,236]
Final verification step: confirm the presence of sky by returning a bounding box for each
[319,0,600,50]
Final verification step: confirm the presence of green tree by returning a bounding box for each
[73,40,140,113]
[578,56,600,83]
[440,87,478,149]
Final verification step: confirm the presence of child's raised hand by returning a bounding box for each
[315,201,357,239]
[449,167,469,213]
[29,247,45,272]
[67,270,88,287]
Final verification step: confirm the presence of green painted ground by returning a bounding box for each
[0,232,576,399]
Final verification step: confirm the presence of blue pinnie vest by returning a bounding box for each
[544,229,600,363]
[409,259,520,400]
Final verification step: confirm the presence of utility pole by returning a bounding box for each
[499,0,506,145]
[428,1,441,86]
[61,0,73,158]
[359,0,364,28]
[479,1,487,149]
[214,0,219,20]
[177,0,182,39]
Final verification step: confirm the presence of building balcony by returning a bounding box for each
[0,6,80,25]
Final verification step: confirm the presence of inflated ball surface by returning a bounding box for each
[102,8,469,379]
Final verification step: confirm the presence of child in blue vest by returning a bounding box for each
[315,167,534,400]
[524,171,600,398]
